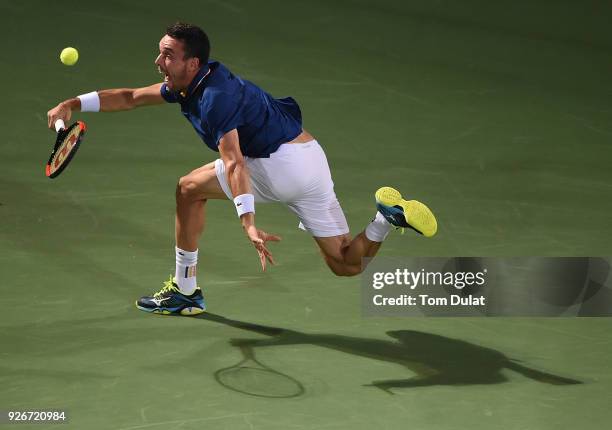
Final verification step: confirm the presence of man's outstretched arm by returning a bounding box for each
[47,83,164,129]
[219,129,280,271]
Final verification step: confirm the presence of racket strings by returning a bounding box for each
[46,121,86,178]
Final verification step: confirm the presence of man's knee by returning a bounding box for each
[176,175,203,201]
[327,261,363,277]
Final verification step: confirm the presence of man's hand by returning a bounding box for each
[47,100,77,130]
[244,224,281,271]
[219,130,281,270]
[46,85,165,130]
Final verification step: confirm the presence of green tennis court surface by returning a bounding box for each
[1,0,611,428]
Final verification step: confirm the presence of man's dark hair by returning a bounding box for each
[166,22,210,65]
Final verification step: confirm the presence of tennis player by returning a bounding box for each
[47,23,437,316]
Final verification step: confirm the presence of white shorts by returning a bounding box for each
[214,140,349,237]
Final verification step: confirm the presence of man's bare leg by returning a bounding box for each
[175,161,227,250]
[136,161,227,314]
[314,232,384,277]
[174,161,227,293]
[313,186,439,276]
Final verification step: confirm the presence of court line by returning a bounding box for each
[116,412,265,430]
[564,113,612,136]
[243,415,255,430]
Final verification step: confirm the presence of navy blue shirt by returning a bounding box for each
[161,60,303,158]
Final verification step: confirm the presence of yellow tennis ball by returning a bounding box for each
[60,47,79,66]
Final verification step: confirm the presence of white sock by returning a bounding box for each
[365,212,392,242]
[175,247,198,295]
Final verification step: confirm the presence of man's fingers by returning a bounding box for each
[47,104,71,131]
[253,240,266,271]
[257,230,281,243]
[258,248,267,271]
[261,245,275,266]
[48,115,62,131]
[250,233,277,271]
[266,251,276,266]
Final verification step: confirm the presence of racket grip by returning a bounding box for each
[54,119,65,132]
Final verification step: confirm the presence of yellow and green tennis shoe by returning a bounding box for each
[136,275,206,316]
[375,186,438,237]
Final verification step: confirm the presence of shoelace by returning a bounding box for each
[153,275,179,298]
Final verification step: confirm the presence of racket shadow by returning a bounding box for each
[195,313,583,394]
[213,343,305,399]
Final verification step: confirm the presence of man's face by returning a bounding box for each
[155,35,199,92]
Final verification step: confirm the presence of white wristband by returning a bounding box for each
[77,91,100,112]
[234,194,255,217]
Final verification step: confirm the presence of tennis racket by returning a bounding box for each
[46,119,87,178]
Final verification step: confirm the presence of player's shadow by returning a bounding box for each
[196,312,582,393]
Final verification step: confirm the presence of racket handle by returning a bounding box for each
[54,119,65,133]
